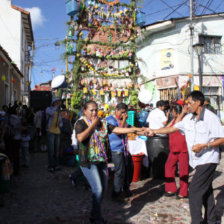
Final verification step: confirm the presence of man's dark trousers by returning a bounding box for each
[112,151,125,194]
[189,163,217,224]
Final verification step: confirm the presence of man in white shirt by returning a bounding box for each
[146,100,170,178]
[149,91,224,224]
[146,100,168,130]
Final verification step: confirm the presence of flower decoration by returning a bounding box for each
[1,75,6,81]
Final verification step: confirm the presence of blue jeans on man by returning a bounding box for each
[80,162,108,224]
[47,132,60,170]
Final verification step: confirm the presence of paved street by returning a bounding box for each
[0,152,224,224]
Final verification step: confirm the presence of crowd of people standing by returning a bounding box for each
[0,91,223,224]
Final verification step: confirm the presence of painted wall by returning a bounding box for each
[0,0,22,68]
[0,51,22,107]
[137,16,224,81]
[0,0,32,104]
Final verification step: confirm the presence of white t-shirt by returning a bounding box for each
[146,108,167,129]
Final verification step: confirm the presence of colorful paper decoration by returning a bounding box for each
[109,32,113,43]
[104,104,109,110]
[99,0,119,6]
[92,89,96,95]
[100,89,104,95]
[83,87,88,93]
[110,91,115,97]
[194,85,200,91]
[98,110,104,117]
[0,57,5,62]
[117,90,121,97]
[26,81,30,86]
[12,78,16,83]
[124,90,129,96]
[103,79,108,85]
[1,75,6,81]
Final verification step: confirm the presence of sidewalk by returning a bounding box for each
[0,152,223,224]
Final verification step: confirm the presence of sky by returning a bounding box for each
[12,0,224,89]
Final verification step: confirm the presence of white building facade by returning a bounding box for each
[0,0,34,105]
[137,14,224,116]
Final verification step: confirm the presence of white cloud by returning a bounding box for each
[25,7,45,29]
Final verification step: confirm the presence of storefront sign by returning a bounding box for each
[202,76,222,86]
[160,48,174,70]
[156,76,178,89]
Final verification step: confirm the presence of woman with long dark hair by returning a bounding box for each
[75,100,143,224]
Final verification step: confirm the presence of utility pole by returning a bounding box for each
[190,0,196,91]
[29,41,34,106]
[65,36,69,109]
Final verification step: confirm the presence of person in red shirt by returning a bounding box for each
[164,102,189,199]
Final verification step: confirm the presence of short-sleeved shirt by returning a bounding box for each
[75,118,116,167]
[174,108,224,168]
[146,108,167,129]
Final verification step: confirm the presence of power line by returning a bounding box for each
[163,0,189,20]
[214,0,224,11]
[159,0,184,17]
[201,0,213,14]
[145,3,185,17]
[198,3,224,18]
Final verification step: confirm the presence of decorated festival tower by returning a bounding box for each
[65,0,145,111]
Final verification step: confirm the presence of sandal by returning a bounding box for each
[164,192,176,197]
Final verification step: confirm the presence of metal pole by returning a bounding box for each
[28,41,34,106]
[66,36,69,109]
[190,0,194,91]
[198,54,203,93]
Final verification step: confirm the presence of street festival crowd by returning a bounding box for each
[0,90,223,224]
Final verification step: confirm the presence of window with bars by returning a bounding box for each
[199,35,222,54]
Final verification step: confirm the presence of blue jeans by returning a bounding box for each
[80,163,108,224]
[47,132,60,168]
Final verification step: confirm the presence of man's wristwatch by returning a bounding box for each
[207,143,211,149]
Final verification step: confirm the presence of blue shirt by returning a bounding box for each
[106,115,125,152]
